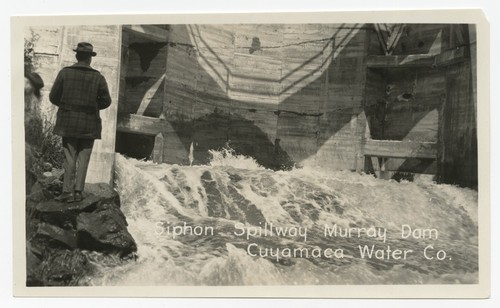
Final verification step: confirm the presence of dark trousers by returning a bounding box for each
[62,137,94,193]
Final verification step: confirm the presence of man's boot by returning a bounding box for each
[55,191,73,202]
[68,191,83,203]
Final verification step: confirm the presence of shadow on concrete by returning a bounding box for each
[169,110,295,170]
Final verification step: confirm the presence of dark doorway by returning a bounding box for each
[115,132,155,160]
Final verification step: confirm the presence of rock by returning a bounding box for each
[42,162,53,172]
[35,194,103,229]
[38,171,63,197]
[76,202,137,256]
[25,143,37,194]
[46,180,63,196]
[27,239,44,259]
[228,172,242,182]
[27,181,54,203]
[28,171,64,202]
[39,249,93,286]
[26,242,43,286]
[201,171,226,218]
[34,184,120,229]
[32,222,78,250]
[25,170,38,196]
[84,182,120,207]
[25,182,137,285]
[227,185,266,225]
[52,168,64,179]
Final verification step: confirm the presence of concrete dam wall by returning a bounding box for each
[117,24,370,171]
[26,23,478,188]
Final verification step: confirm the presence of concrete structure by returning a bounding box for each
[26,23,478,188]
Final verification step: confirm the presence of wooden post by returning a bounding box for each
[354,111,368,172]
[379,157,388,180]
[153,133,164,163]
[468,24,477,121]
[354,27,371,172]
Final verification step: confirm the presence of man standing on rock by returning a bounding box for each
[49,42,112,203]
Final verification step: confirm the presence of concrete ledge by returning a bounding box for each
[364,139,437,159]
[366,46,468,68]
[366,54,435,68]
[116,114,171,136]
[123,25,170,42]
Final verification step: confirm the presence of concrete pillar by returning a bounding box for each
[58,25,122,184]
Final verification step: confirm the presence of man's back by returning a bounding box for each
[49,63,111,112]
[49,61,111,140]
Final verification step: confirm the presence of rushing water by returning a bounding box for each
[87,148,478,286]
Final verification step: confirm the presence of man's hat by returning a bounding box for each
[73,42,97,56]
[25,72,44,97]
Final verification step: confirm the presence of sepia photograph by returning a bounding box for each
[12,10,489,298]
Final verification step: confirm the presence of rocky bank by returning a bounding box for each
[25,170,137,286]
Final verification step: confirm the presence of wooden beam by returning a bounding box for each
[366,54,435,68]
[366,46,468,69]
[136,74,166,115]
[123,25,169,42]
[434,46,469,67]
[116,114,171,136]
[374,24,388,55]
[364,139,437,159]
[385,24,405,55]
[152,133,164,163]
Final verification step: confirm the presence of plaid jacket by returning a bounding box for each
[49,63,112,139]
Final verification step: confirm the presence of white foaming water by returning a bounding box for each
[87,149,478,286]
[208,145,264,170]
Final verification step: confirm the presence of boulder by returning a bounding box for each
[42,162,53,172]
[25,182,137,286]
[27,181,54,203]
[84,182,120,207]
[25,143,37,194]
[26,242,43,286]
[34,185,120,229]
[38,249,93,286]
[32,222,78,250]
[35,194,103,229]
[37,169,63,197]
[76,202,137,257]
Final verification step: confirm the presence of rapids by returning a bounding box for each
[86,148,478,286]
